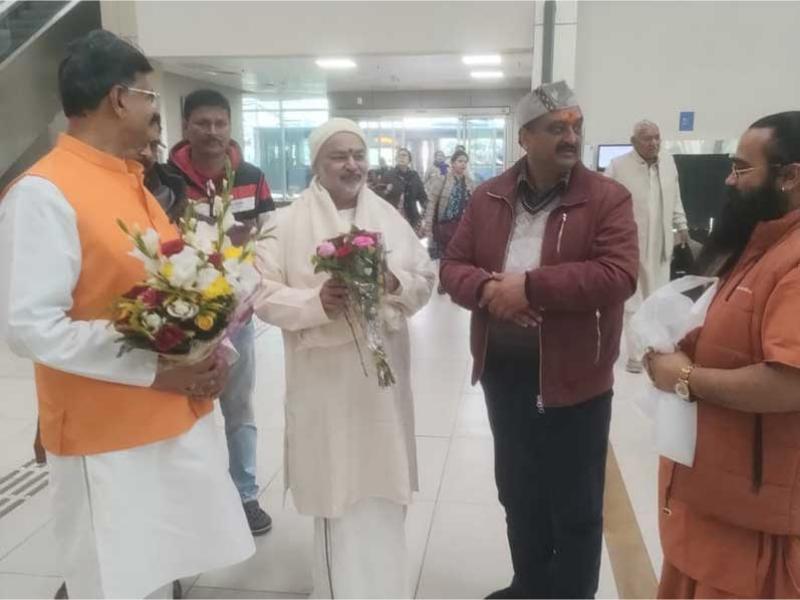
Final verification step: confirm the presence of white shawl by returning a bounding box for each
[256,177,433,350]
[253,178,434,517]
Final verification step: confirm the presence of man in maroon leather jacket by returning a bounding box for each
[441,81,638,599]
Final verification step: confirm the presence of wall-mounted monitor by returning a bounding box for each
[596,144,632,171]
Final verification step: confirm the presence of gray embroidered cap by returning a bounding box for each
[516,80,579,129]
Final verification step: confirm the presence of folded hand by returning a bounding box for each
[152,353,230,400]
[643,350,692,392]
[479,272,542,327]
[320,278,349,319]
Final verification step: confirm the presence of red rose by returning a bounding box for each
[160,239,185,257]
[208,253,223,269]
[139,287,165,308]
[335,244,353,258]
[123,285,148,299]
[153,324,187,352]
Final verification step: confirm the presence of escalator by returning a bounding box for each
[0,0,101,190]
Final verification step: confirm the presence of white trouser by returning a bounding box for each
[311,497,409,599]
[48,414,254,599]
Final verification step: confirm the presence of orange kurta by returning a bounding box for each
[8,134,212,456]
[658,209,800,598]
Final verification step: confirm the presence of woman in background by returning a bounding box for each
[381,147,428,230]
[421,150,476,290]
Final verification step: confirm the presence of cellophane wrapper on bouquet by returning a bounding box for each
[312,227,396,387]
[112,160,272,366]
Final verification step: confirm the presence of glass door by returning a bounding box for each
[465,117,506,183]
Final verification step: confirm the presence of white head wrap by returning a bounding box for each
[308,118,368,166]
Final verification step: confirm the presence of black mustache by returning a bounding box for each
[557,144,578,153]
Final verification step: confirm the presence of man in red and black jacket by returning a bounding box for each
[441,81,638,599]
[169,89,273,536]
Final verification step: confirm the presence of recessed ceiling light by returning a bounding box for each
[470,70,504,80]
[315,58,357,70]
[462,54,502,66]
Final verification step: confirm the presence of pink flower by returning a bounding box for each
[317,241,337,257]
[153,324,187,353]
[352,235,376,248]
[160,238,185,257]
[208,252,223,269]
[139,287,166,308]
[335,244,353,258]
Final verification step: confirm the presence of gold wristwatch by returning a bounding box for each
[675,364,696,402]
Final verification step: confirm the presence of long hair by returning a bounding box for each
[695,111,800,277]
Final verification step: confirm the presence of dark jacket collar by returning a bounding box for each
[486,157,589,207]
[169,139,244,192]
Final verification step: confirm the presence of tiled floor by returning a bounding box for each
[0,291,660,599]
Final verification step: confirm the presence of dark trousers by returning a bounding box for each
[480,349,612,599]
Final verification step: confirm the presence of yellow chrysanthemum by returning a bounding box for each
[195,314,215,331]
[160,262,174,279]
[202,275,232,299]
[223,246,243,261]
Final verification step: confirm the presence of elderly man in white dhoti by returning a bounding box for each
[254,118,434,598]
[0,31,254,598]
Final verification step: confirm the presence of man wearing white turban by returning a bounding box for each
[254,118,434,598]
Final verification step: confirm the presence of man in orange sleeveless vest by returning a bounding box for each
[646,112,800,598]
[0,30,254,598]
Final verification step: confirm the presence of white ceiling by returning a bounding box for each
[158,51,533,96]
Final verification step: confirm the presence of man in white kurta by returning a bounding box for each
[0,31,253,598]
[606,120,689,372]
[255,119,434,598]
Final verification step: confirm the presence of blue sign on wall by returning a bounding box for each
[679,111,695,132]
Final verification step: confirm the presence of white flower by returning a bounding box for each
[196,266,221,292]
[234,262,260,299]
[222,210,236,233]
[225,261,259,299]
[166,298,199,320]
[141,228,160,256]
[190,221,219,254]
[223,258,241,278]
[129,248,160,275]
[167,247,202,289]
[141,311,163,332]
[213,196,224,217]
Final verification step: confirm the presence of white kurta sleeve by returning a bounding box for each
[254,231,332,332]
[0,176,157,386]
[385,218,435,317]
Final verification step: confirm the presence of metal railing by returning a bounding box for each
[0,1,70,66]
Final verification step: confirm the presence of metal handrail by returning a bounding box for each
[0,1,18,20]
[0,0,78,70]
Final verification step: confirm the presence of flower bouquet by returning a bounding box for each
[112,161,269,364]
[312,227,396,387]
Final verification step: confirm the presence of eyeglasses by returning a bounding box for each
[728,161,795,180]
[123,86,160,103]
[729,164,756,180]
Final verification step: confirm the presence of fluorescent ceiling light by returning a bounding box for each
[470,70,504,80]
[315,58,357,69]
[462,54,502,66]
